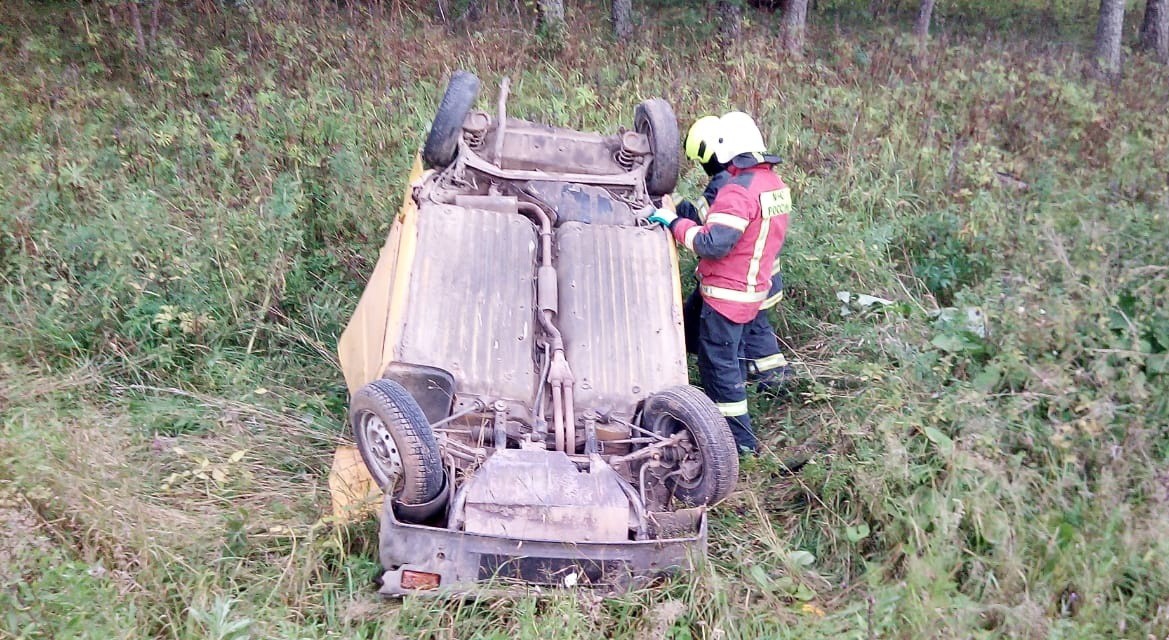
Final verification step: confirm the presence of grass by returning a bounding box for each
[1,0,1168,637]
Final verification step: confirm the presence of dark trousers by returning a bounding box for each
[683,290,758,452]
[742,311,781,378]
[742,309,790,391]
[685,288,785,374]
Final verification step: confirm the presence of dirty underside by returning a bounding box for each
[397,204,538,402]
[395,198,686,418]
[461,449,630,542]
[556,222,688,417]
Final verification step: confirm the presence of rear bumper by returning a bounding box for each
[377,497,707,597]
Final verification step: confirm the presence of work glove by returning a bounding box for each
[675,199,700,224]
[647,194,677,228]
[648,208,677,228]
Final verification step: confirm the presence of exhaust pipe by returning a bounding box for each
[515,201,576,454]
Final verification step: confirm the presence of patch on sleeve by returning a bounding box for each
[759,187,792,219]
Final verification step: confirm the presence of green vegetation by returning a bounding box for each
[2,0,1168,638]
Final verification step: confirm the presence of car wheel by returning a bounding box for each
[422,70,481,169]
[641,385,739,506]
[351,379,445,505]
[634,98,680,196]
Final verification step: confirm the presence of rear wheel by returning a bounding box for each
[422,70,481,169]
[634,99,680,196]
[641,385,739,506]
[351,379,445,505]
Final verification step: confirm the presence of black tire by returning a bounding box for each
[634,98,681,196]
[422,70,481,169]
[351,379,444,505]
[642,385,739,506]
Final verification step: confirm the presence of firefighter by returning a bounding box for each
[649,111,792,453]
[674,117,794,396]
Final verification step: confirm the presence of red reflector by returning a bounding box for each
[401,570,441,590]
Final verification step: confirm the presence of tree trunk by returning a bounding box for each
[612,0,633,39]
[914,0,936,44]
[781,0,809,57]
[537,0,565,32]
[1140,0,1169,63]
[1093,0,1125,76]
[149,0,160,46]
[126,0,147,55]
[535,0,565,51]
[716,0,742,49]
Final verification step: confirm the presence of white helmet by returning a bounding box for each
[713,111,767,163]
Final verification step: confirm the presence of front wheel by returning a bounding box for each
[641,385,739,506]
[422,70,481,169]
[351,379,445,505]
[634,98,680,196]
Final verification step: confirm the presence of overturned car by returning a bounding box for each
[337,71,739,596]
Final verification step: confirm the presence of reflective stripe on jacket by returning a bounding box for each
[672,161,790,323]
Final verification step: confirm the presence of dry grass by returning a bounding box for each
[2,0,1168,637]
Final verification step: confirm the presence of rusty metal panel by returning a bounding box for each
[528,181,637,227]
[462,450,630,543]
[490,119,625,175]
[377,495,707,596]
[395,204,537,403]
[556,223,689,418]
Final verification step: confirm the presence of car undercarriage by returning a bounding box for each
[337,72,738,595]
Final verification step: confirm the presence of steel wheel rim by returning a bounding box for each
[358,410,403,492]
[649,412,707,490]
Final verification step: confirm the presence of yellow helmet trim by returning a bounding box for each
[685,116,721,163]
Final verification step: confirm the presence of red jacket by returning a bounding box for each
[671,160,791,323]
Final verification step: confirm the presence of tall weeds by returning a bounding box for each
[1,0,1167,637]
